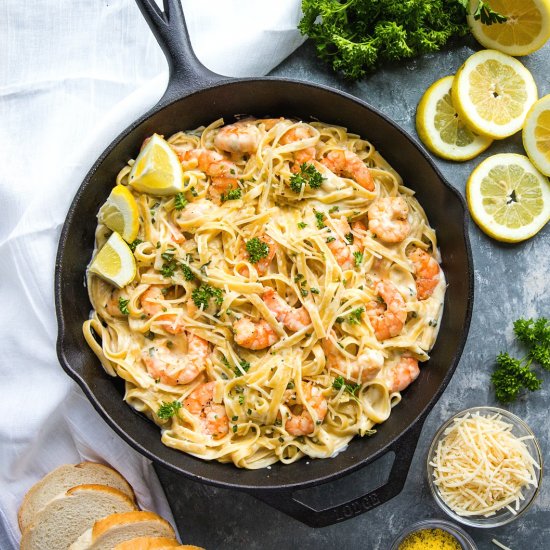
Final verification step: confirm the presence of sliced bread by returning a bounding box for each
[20,484,137,550]
[19,462,135,531]
[113,537,180,549]
[69,511,176,550]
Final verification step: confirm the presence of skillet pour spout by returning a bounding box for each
[54,0,474,527]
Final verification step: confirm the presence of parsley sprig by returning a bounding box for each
[492,317,550,403]
[118,297,129,315]
[457,0,507,25]
[348,307,364,325]
[174,192,188,210]
[221,188,242,202]
[289,163,325,193]
[157,400,182,419]
[192,283,224,310]
[246,237,269,264]
[333,375,361,396]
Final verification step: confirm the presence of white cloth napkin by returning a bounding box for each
[0,1,304,547]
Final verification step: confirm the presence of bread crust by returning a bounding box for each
[18,462,135,531]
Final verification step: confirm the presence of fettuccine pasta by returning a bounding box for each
[83,117,445,469]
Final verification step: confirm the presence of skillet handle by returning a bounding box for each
[135,0,224,105]
[252,419,425,528]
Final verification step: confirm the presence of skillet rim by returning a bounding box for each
[55,76,474,492]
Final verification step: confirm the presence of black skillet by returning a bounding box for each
[55,0,474,527]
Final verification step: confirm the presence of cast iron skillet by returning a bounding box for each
[55,0,474,527]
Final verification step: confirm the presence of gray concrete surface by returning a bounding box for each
[157,36,550,550]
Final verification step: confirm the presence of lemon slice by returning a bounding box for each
[523,94,550,176]
[467,0,550,56]
[452,49,538,139]
[128,134,183,195]
[467,153,550,242]
[416,75,493,161]
[89,232,137,288]
[97,185,140,243]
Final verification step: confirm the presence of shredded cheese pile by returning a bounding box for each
[430,412,539,517]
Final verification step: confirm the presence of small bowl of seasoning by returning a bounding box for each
[389,519,477,550]
[427,406,542,528]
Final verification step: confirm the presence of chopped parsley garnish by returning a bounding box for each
[344,232,354,244]
[180,263,195,281]
[348,307,364,325]
[145,330,155,340]
[353,251,363,267]
[300,288,309,297]
[238,395,245,405]
[289,163,325,193]
[246,237,269,264]
[221,188,242,202]
[314,210,326,229]
[333,376,361,396]
[129,238,143,252]
[157,400,182,419]
[118,297,129,315]
[192,284,224,310]
[310,288,320,294]
[329,206,339,213]
[326,236,335,243]
[160,251,178,278]
[297,221,308,229]
[174,192,188,210]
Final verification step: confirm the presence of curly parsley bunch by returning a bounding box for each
[299,0,472,79]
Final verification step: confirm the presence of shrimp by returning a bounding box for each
[262,287,311,332]
[280,126,316,169]
[178,148,239,204]
[285,383,328,436]
[367,197,410,243]
[141,285,185,335]
[184,381,229,438]
[214,122,261,154]
[327,217,358,270]
[176,199,218,224]
[142,333,208,385]
[407,247,441,300]
[366,281,407,341]
[233,317,279,350]
[324,334,384,383]
[105,288,129,318]
[321,149,374,191]
[386,355,420,393]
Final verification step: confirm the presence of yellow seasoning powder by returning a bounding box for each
[398,528,462,550]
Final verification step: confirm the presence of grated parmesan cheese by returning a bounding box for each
[430,412,539,517]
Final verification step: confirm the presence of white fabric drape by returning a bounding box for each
[0,1,304,547]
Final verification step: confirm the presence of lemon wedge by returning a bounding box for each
[97,185,140,243]
[467,153,550,242]
[128,134,183,195]
[467,0,550,56]
[523,94,550,177]
[89,232,137,288]
[416,75,493,161]
[452,49,538,139]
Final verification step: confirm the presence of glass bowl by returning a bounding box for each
[427,406,543,528]
[389,519,477,550]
